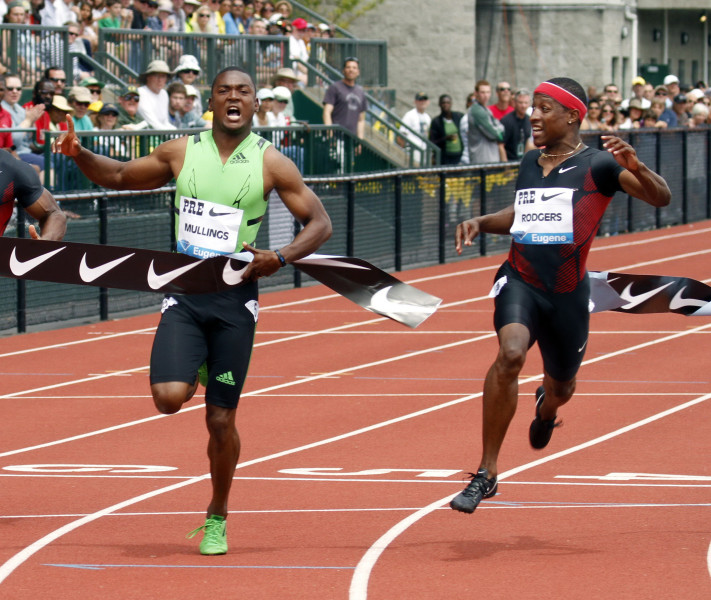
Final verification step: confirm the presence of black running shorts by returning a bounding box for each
[492,262,590,382]
[150,281,259,409]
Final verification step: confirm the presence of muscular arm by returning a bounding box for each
[243,146,332,281]
[25,188,67,241]
[53,115,184,190]
[603,135,671,207]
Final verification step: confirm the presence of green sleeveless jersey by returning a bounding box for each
[174,131,271,259]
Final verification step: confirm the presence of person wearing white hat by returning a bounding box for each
[269,85,291,127]
[663,75,680,109]
[172,55,203,114]
[253,88,276,127]
[137,59,176,129]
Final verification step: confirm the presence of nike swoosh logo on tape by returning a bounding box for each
[367,286,436,317]
[9,246,66,276]
[619,282,674,309]
[79,252,135,282]
[147,260,202,290]
[540,192,566,202]
[559,166,577,173]
[222,258,249,285]
[669,286,708,310]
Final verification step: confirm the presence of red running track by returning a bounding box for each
[1,222,710,599]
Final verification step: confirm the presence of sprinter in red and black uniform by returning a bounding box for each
[450,77,671,514]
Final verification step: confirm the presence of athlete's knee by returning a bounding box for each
[205,405,237,442]
[496,341,527,375]
[151,382,190,414]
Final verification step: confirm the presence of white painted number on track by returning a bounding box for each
[279,468,461,478]
[3,464,177,474]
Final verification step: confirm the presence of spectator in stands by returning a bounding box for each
[600,100,620,130]
[182,0,200,30]
[274,0,290,19]
[672,94,690,127]
[94,102,127,157]
[167,81,187,128]
[191,4,217,32]
[580,97,610,131]
[621,76,650,111]
[689,103,709,128]
[130,0,151,29]
[663,75,681,108]
[317,22,333,38]
[183,84,207,127]
[98,0,122,26]
[322,57,367,139]
[642,83,655,104]
[651,89,677,127]
[137,59,175,129]
[44,66,68,95]
[0,75,15,153]
[77,2,99,52]
[3,73,45,170]
[228,0,247,33]
[428,94,463,165]
[248,15,266,34]
[3,2,38,80]
[270,85,291,126]
[500,88,535,161]
[462,79,505,164]
[488,81,513,120]
[117,84,148,129]
[68,86,95,130]
[40,0,77,26]
[260,0,275,19]
[289,17,309,86]
[253,87,275,127]
[619,97,644,129]
[173,55,203,114]
[400,92,431,165]
[80,76,105,113]
[66,20,93,83]
[601,82,622,107]
[223,0,242,33]
[24,79,56,159]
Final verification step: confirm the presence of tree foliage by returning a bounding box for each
[298,0,385,29]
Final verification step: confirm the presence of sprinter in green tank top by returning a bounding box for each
[53,67,332,555]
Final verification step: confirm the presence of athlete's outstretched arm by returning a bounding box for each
[25,188,67,241]
[455,205,515,255]
[242,146,332,280]
[602,135,671,207]
[52,115,184,191]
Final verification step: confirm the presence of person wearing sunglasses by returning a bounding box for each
[2,74,45,170]
[489,81,514,120]
[117,85,149,130]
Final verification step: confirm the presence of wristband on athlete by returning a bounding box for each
[274,248,287,267]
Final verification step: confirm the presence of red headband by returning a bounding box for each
[534,82,587,121]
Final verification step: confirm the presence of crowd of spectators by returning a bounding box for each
[0,0,338,177]
[418,73,711,166]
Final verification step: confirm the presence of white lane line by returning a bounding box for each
[2,324,710,584]
[348,389,711,600]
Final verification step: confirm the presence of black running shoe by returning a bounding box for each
[450,469,498,513]
[529,386,561,449]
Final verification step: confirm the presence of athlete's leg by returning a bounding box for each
[204,404,240,518]
[479,322,531,479]
[151,380,199,415]
[538,372,576,420]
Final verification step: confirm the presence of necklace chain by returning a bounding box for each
[540,142,582,159]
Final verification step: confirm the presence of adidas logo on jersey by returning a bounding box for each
[230,153,249,164]
[216,371,236,385]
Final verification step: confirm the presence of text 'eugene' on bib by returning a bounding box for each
[177,196,244,259]
[510,187,574,245]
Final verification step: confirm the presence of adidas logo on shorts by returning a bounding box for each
[216,371,236,386]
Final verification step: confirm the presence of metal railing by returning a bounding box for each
[2,128,708,334]
[37,125,398,192]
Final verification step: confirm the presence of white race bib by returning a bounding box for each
[510,187,574,244]
[177,196,244,259]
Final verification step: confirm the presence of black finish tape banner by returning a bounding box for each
[589,271,711,316]
[0,237,442,328]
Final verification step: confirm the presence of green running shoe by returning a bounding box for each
[186,514,227,555]
[197,362,208,388]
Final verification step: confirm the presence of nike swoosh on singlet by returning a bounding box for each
[79,252,135,282]
[668,286,708,310]
[619,282,674,309]
[9,246,66,276]
[147,260,202,290]
[540,191,566,202]
[559,166,577,173]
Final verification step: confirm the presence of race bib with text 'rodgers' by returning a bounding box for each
[510,187,575,244]
[177,196,243,259]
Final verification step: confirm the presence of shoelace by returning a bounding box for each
[186,517,224,540]
[461,473,495,498]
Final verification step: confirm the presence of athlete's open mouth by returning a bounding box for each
[226,106,241,118]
